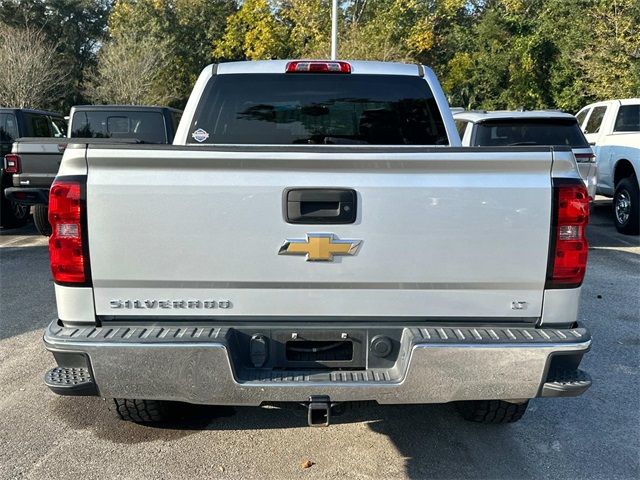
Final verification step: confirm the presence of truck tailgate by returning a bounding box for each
[86,146,552,320]
[13,138,64,188]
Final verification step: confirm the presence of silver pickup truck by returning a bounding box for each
[42,60,592,427]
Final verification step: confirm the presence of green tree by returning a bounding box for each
[108,0,235,107]
[339,0,423,61]
[86,31,173,105]
[574,0,640,103]
[0,0,111,111]
[4,0,635,114]
[214,0,289,60]
[438,0,563,110]
[536,0,592,112]
[0,23,68,108]
[279,0,332,58]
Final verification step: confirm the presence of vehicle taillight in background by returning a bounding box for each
[49,178,90,284]
[547,180,589,288]
[574,153,596,163]
[4,154,21,174]
[286,61,351,73]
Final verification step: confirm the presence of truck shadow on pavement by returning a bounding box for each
[363,404,534,480]
[52,397,532,479]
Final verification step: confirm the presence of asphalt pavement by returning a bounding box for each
[0,198,638,480]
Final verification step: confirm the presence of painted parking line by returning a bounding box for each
[590,246,640,254]
[0,235,48,248]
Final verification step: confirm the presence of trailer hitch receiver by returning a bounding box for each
[308,395,331,427]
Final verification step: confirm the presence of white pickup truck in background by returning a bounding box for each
[42,60,592,427]
[576,99,640,235]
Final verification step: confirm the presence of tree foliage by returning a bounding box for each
[85,31,172,105]
[107,0,236,108]
[574,0,640,102]
[0,0,638,113]
[215,0,289,60]
[0,23,68,108]
[280,0,332,58]
[0,0,112,109]
[439,0,640,111]
[339,0,429,61]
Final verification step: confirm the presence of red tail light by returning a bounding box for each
[49,178,89,284]
[286,61,351,73]
[4,154,21,174]
[574,153,595,163]
[547,180,589,288]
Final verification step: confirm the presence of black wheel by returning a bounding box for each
[0,194,30,228]
[456,399,529,424]
[33,204,52,236]
[112,398,172,423]
[613,177,639,235]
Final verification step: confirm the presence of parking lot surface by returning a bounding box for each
[0,199,638,480]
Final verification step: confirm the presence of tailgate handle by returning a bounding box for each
[285,188,357,224]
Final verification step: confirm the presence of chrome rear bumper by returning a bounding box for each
[43,321,591,405]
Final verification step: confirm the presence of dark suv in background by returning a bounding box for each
[0,108,66,228]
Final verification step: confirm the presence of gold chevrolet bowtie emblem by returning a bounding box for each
[278,233,362,261]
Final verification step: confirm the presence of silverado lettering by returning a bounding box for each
[109,300,232,309]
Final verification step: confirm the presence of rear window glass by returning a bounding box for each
[575,109,588,127]
[584,106,607,134]
[24,113,51,137]
[51,117,67,138]
[614,105,640,132]
[70,111,167,143]
[190,74,448,145]
[454,120,468,138]
[0,113,18,142]
[473,119,589,147]
[171,111,182,131]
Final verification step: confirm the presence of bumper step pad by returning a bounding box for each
[541,369,592,397]
[238,368,392,383]
[44,367,98,396]
[45,323,589,345]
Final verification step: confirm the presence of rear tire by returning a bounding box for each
[613,177,639,235]
[33,204,52,236]
[456,399,529,424]
[0,194,30,228]
[113,398,172,423]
